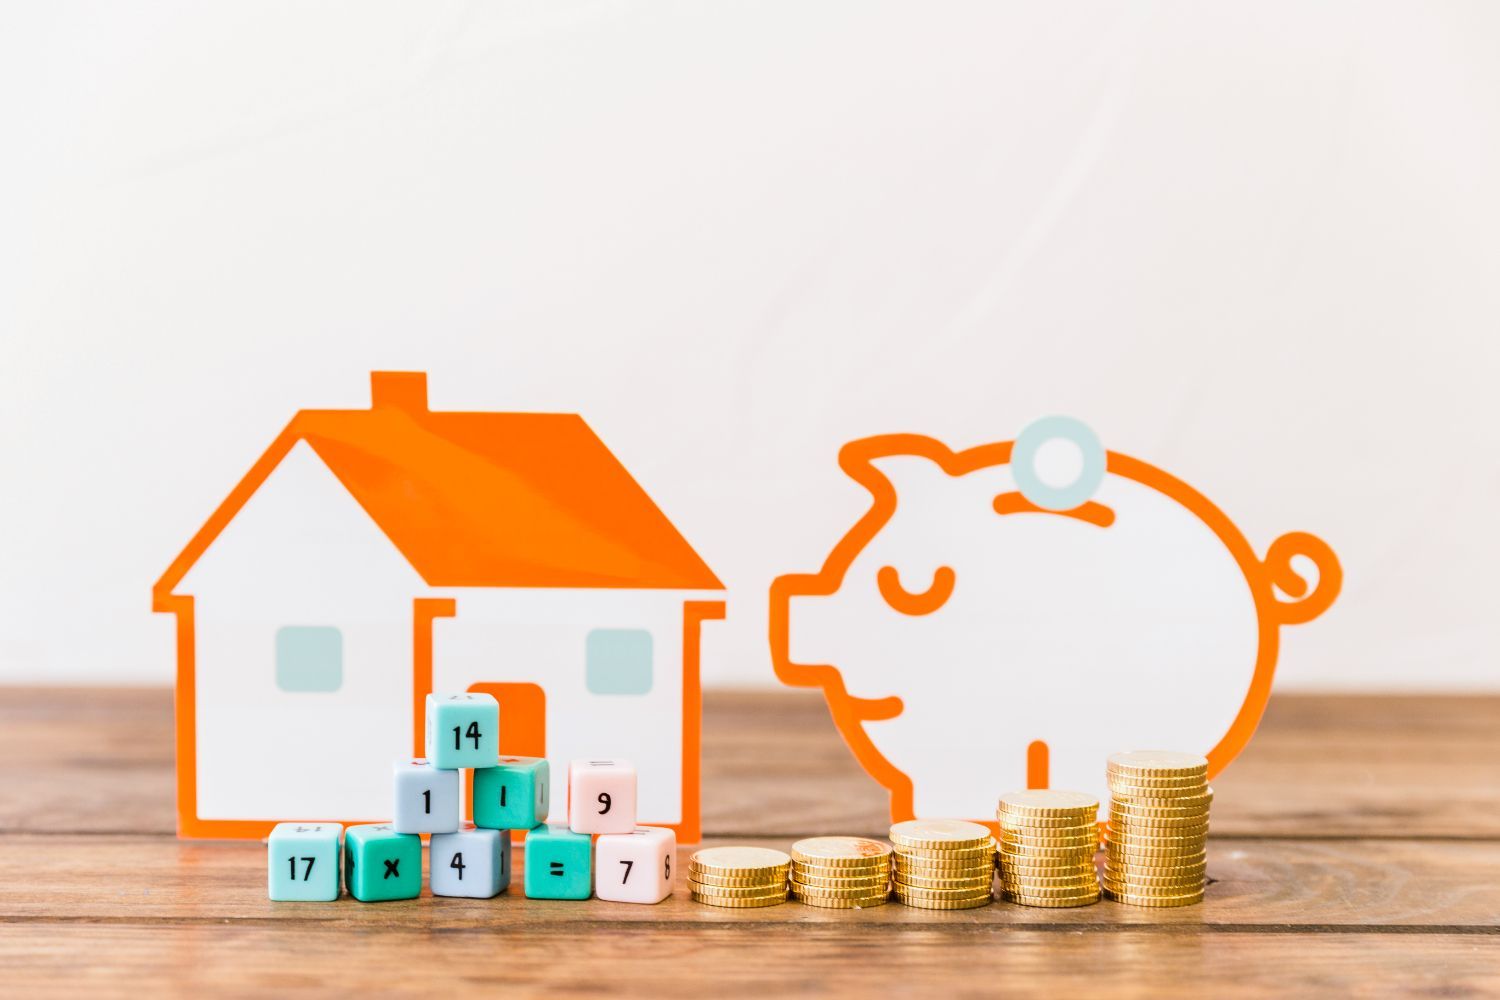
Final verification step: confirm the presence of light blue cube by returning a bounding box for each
[425,692,500,770]
[473,755,549,831]
[523,824,592,900]
[267,822,341,901]
[392,758,460,834]
[345,823,422,902]
[430,825,511,898]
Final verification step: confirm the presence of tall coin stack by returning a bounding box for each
[889,819,995,910]
[688,846,791,908]
[995,789,1101,907]
[1103,751,1212,907]
[789,836,892,909]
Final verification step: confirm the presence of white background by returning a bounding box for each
[2,1,1497,690]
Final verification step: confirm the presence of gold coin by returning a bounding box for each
[894,892,993,910]
[999,831,1099,849]
[790,837,893,867]
[791,880,896,899]
[894,882,996,900]
[689,870,789,888]
[1106,751,1209,777]
[1104,861,1207,878]
[691,890,789,908]
[796,892,890,909]
[997,872,1100,889]
[1107,773,1210,791]
[888,819,993,850]
[1111,800,1212,817]
[998,860,1095,877]
[1002,891,1100,908]
[998,845,1095,862]
[792,871,889,890]
[1110,788,1213,806]
[1102,875,1205,894]
[689,846,791,876]
[998,821,1098,838]
[1104,887,1205,908]
[1107,828,1208,844]
[997,813,1101,831]
[895,871,993,891]
[995,790,1099,816]
[688,879,788,897]
[1109,813,1210,830]
[894,853,993,869]
[794,861,889,880]
[1108,849,1208,866]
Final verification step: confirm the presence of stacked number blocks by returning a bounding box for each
[996,790,1101,907]
[1103,751,1212,907]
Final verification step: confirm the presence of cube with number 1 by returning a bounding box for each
[594,826,675,904]
[392,758,459,834]
[425,692,499,770]
[473,755,549,831]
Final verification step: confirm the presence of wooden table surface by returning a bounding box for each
[3,688,1498,997]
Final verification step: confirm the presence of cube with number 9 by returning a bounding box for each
[430,825,510,898]
[267,822,341,901]
[594,826,675,904]
[567,759,636,834]
[425,692,499,770]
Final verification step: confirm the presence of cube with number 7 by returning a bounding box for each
[425,692,499,770]
[267,822,341,901]
[568,759,636,834]
[594,826,675,904]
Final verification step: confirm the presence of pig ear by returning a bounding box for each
[838,436,955,500]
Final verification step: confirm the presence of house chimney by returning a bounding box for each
[370,371,428,412]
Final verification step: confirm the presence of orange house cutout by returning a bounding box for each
[154,372,724,841]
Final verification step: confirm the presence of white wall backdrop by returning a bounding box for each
[2,1,1497,690]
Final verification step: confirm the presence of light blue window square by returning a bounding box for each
[585,629,653,695]
[276,626,343,693]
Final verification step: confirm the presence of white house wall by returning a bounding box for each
[432,589,716,828]
[179,441,430,821]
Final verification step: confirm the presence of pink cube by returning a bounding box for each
[567,759,637,834]
[594,826,676,904]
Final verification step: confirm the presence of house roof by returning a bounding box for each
[154,372,722,602]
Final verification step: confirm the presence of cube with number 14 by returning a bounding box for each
[424,692,499,770]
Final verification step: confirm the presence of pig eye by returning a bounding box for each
[877,566,955,616]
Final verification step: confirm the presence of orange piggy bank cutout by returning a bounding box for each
[769,417,1340,828]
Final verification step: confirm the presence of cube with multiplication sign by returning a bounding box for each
[424,692,500,770]
[523,824,592,900]
[473,755,549,831]
[567,759,636,835]
[267,822,341,901]
[392,758,459,834]
[430,824,511,898]
[345,823,422,902]
[594,826,676,904]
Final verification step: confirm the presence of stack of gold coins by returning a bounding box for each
[1104,751,1212,908]
[688,846,791,908]
[889,819,995,910]
[789,836,891,909]
[995,790,1101,907]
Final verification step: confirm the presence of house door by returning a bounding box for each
[463,681,545,822]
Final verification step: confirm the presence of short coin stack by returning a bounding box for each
[1103,751,1212,907]
[995,790,1101,907]
[688,846,791,908]
[889,820,995,910]
[789,836,891,908]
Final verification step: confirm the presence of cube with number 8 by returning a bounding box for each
[425,692,499,770]
[567,759,636,834]
[267,822,341,901]
[594,826,675,904]
[430,824,511,898]
[392,758,459,834]
[473,755,549,831]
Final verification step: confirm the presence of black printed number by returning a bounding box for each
[664,855,671,879]
[597,792,612,815]
[499,786,507,807]
[422,789,431,814]
[288,856,315,881]
[453,720,481,750]
[450,852,466,880]
[619,859,633,883]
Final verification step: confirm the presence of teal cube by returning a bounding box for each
[345,823,422,902]
[267,822,341,901]
[425,692,500,770]
[523,824,592,900]
[474,755,550,831]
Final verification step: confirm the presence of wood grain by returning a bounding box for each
[1,686,1497,997]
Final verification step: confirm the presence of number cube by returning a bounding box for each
[522,823,592,900]
[344,823,422,902]
[594,826,676,904]
[568,759,637,834]
[267,822,341,901]
[473,755,550,831]
[392,758,460,834]
[425,692,499,770]
[430,824,511,898]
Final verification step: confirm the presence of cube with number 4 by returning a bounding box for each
[567,759,636,834]
[425,692,499,770]
[594,826,675,904]
[392,758,459,834]
[267,822,341,901]
[473,755,549,831]
[430,824,511,898]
